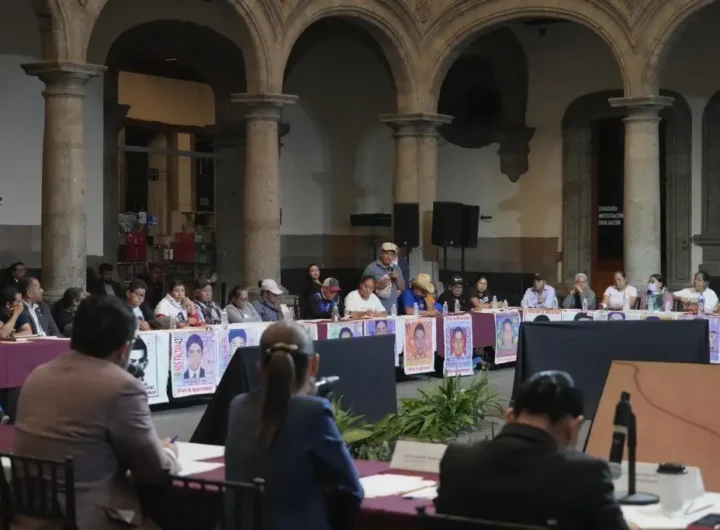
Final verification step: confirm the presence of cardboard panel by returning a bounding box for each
[586,361,720,491]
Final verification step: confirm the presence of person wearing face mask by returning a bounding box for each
[13,296,180,529]
[640,273,674,311]
[437,371,629,530]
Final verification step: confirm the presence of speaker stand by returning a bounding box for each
[442,246,448,283]
[461,247,465,275]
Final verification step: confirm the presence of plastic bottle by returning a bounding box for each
[391,304,397,317]
[331,305,340,323]
[454,299,460,313]
[442,301,449,316]
[413,302,419,317]
[698,292,706,314]
[491,296,498,310]
[221,309,228,330]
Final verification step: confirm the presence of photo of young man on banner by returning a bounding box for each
[171,330,217,398]
[443,315,473,376]
[494,311,520,365]
[404,318,435,374]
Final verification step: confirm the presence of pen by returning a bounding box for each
[170,434,179,443]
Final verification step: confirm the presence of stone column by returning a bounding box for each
[22,61,106,300]
[381,113,453,281]
[609,96,673,289]
[231,93,298,288]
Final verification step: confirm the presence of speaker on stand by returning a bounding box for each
[431,201,464,282]
[393,203,420,274]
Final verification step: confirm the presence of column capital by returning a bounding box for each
[608,95,674,121]
[380,113,453,137]
[231,93,299,121]
[22,61,106,98]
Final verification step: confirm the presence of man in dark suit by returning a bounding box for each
[89,263,124,297]
[17,276,61,337]
[437,371,630,530]
[183,333,206,379]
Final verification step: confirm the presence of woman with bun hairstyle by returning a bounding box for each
[225,321,363,530]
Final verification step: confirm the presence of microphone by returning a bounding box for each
[609,391,631,480]
[127,363,145,380]
[315,376,340,398]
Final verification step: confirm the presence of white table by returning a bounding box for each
[622,492,720,530]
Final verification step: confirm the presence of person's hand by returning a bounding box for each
[187,317,200,326]
[569,288,576,296]
[11,302,23,317]
[376,277,390,289]
[389,269,399,280]
[161,438,178,456]
[139,321,151,332]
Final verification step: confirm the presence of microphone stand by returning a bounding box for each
[617,409,659,505]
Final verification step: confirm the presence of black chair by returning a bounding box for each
[416,506,557,530]
[0,452,76,530]
[166,474,264,530]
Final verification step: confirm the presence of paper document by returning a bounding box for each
[176,460,224,477]
[360,473,436,498]
[402,485,437,500]
[176,442,225,462]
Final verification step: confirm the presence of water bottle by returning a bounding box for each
[698,292,706,314]
[581,297,588,311]
[503,300,508,310]
[169,316,177,330]
[492,296,498,310]
[623,291,630,311]
[442,301,449,316]
[454,299,460,313]
[331,305,340,323]
[390,304,397,317]
[552,297,558,310]
[648,293,655,313]
[221,309,228,330]
[413,302,419,317]
[665,300,673,312]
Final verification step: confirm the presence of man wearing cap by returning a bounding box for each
[306,278,345,320]
[521,274,557,309]
[363,242,406,313]
[253,279,285,322]
[437,275,472,312]
[398,273,442,316]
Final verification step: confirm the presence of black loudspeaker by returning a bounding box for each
[393,203,419,248]
[432,202,464,248]
[462,205,480,248]
[350,213,392,227]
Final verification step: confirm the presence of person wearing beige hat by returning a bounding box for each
[398,273,443,316]
[362,242,406,313]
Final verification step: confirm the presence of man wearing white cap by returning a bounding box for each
[363,242,406,313]
[253,279,284,322]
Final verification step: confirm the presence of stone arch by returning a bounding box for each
[83,0,268,91]
[640,0,716,93]
[561,89,692,288]
[279,0,418,112]
[423,1,635,112]
[28,0,72,60]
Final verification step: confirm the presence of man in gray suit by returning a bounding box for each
[14,296,179,529]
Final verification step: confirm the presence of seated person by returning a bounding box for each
[562,273,596,310]
[305,278,344,319]
[602,270,638,310]
[640,273,674,311]
[253,279,285,322]
[674,270,718,313]
[14,296,180,529]
[225,286,262,323]
[469,276,494,309]
[126,279,153,331]
[154,279,201,328]
[521,274,557,308]
[89,262,123,297]
[225,322,363,530]
[343,276,386,318]
[193,277,223,324]
[18,276,61,337]
[0,286,32,339]
[437,371,629,530]
[437,275,473,312]
[51,287,86,337]
[399,274,442,316]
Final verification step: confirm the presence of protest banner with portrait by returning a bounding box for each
[443,314,473,376]
[364,318,402,366]
[170,330,217,398]
[403,318,436,375]
[327,321,364,340]
[523,308,563,322]
[131,331,169,405]
[494,311,520,365]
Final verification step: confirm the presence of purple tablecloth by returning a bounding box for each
[0,339,69,389]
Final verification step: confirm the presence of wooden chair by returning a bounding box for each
[416,506,558,530]
[0,452,76,530]
[166,474,264,530]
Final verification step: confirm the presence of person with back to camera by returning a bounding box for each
[225,321,363,530]
[437,370,630,530]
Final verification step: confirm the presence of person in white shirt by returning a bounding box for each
[602,271,638,310]
[343,275,387,318]
[154,279,200,328]
[673,271,718,314]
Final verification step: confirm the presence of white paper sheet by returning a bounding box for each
[402,485,438,500]
[176,460,225,477]
[176,442,225,462]
[360,473,436,498]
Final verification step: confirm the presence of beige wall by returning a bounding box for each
[118,71,215,127]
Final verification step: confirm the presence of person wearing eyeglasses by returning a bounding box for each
[225,286,262,323]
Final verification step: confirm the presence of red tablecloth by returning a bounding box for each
[0,339,69,389]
